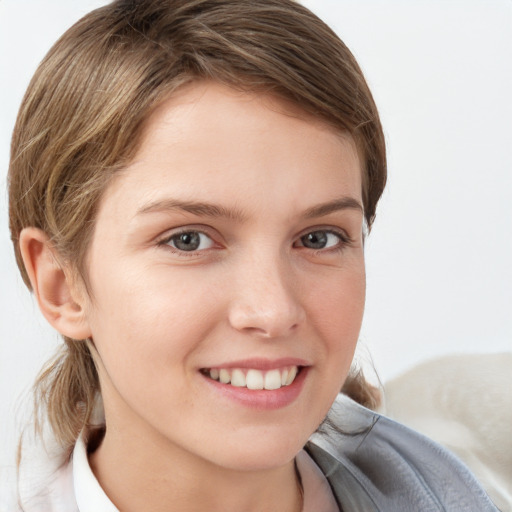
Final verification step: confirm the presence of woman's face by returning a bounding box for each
[81,82,365,471]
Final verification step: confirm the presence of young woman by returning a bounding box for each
[5,0,497,510]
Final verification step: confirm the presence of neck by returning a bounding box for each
[88,423,303,512]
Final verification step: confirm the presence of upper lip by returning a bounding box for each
[201,357,310,371]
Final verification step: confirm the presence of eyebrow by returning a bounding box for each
[137,196,363,221]
[303,197,364,218]
[137,198,248,222]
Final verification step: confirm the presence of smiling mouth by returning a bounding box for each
[201,366,301,390]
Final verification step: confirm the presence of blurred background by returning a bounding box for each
[1,0,511,467]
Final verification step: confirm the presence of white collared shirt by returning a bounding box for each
[72,433,118,512]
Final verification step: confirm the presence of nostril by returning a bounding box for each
[228,301,304,338]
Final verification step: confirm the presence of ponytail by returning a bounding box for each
[33,338,99,451]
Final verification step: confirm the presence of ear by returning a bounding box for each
[19,227,92,340]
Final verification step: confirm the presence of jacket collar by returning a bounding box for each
[306,394,497,512]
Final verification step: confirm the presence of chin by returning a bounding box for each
[203,425,313,472]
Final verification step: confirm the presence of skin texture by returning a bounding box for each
[22,82,366,512]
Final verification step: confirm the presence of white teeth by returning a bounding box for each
[206,366,300,390]
[219,369,231,384]
[246,369,264,390]
[285,366,298,386]
[231,369,246,387]
[264,369,282,390]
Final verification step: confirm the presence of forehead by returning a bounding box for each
[97,81,362,219]
[138,81,351,149]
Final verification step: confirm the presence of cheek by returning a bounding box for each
[308,263,365,329]
[85,264,224,376]
[305,264,365,372]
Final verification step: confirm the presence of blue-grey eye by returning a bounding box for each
[168,231,213,251]
[300,230,341,249]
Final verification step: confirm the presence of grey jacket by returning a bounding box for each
[307,394,498,511]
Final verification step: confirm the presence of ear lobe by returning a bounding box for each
[19,227,92,340]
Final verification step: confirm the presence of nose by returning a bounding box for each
[227,251,306,338]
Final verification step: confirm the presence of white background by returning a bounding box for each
[1,0,511,466]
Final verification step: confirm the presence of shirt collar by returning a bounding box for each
[72,432,119,512]
[296,449,340,512]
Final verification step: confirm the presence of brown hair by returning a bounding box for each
[9,0,386,450]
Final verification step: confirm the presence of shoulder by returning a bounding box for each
[11,427,78,512]
[0,465,20,512]
[306,394,499,512]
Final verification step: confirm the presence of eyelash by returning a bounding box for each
[294,228,354,254]
[156,228,217,257]
[156,227,354,257]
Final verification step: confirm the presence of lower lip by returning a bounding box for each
[201,367,309,411]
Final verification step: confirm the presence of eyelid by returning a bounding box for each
[156,225,221,254]
[294,226,354,250]
[154,224,355,256]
